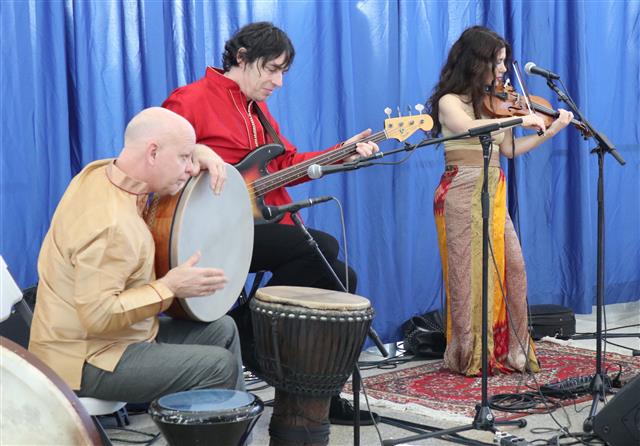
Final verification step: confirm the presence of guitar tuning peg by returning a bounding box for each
[406,105,412,116]
[397,106,402,117]
[415,104,425,114]
[384,107,392,119]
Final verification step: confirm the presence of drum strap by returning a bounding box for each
[269,422,330,444]
[143,194,159,227]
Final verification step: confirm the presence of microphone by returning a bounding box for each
[307,163,359,179]
[468,117,523,136]
[262,196,333,220]
[524,62,560,80]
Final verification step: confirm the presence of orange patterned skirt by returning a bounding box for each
[433,164,539,376]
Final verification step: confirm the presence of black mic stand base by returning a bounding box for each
[583,373,609,432]
[381,410,526,446]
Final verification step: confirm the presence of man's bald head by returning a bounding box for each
[124,107,195,150]
[117,107,198,196]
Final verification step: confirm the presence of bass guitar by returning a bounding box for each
[236,113,434,223]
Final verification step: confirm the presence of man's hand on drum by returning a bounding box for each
[192,144,227,195]
[159,251,229,298]
[343,129,380,163]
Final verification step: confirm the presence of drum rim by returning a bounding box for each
[254,285,372,311]
[149,389,264,425]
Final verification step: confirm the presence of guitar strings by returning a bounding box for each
[249,131,389,197]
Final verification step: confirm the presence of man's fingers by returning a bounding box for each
[214,168,227,195]
[208,164,227,195]
[183,251,201,267]
[191,162,202,177]
[358,128,372,138]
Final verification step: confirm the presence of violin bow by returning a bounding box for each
[513,60,544,135]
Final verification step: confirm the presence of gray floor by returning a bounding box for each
[110,301,639,445]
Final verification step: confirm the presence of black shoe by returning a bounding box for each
[329,396,380,426]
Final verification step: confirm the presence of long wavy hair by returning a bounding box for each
[427,26,510,136]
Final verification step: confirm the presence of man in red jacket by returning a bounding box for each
[163,22,379,425]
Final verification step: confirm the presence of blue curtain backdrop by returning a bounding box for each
[2,0,639,342]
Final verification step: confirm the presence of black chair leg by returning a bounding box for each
[113,407,129,427]
[92,416,113,446]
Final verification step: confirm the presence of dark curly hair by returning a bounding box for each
[427,26,510,136]
[222,22,295,72]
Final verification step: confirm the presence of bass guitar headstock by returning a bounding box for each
[384,104,434,142]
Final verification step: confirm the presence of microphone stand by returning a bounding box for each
[289,212,388,446]
[330,117,525,175]
[544,78,629,433]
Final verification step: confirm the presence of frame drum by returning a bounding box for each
[0,337,101,445]
[151,165,254,322]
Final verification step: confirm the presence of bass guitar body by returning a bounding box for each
[234,143,286,225]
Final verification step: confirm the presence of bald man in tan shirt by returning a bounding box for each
[29,107,245,402]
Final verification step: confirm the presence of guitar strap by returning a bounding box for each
[252,102,285,147]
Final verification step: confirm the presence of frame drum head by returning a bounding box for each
[171,166,254,322]
[254,286,371,311]
[0,337,100,445]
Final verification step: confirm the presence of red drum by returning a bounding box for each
[0,337,101,445]
[250,286,373,446]
[149,166,254,322]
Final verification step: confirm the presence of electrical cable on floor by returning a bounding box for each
[574,322,640,334]
[529,430,606,445]
[486,180,598,446]
[105,426,161,445]
[357,351,416,371]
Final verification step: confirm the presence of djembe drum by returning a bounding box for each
[250,286,374,446]
[148,389,264,446]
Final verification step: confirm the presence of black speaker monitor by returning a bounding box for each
[593,375,640,446]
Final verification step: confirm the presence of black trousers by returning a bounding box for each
[250,223,356,293]
[232,222,357,373]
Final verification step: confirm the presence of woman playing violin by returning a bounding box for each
[427,26,573,376]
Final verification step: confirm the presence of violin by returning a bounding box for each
[483,79,591,137]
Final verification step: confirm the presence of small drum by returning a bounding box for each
[148,389,263,446]
[250,286,373,446]
[0,337,101,445]
[150,166,254,322]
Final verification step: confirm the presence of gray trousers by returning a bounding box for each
[77,315,245,403]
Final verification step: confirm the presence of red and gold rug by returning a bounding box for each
[348,342,640,420]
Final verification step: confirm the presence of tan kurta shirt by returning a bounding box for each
[28,159,174,390]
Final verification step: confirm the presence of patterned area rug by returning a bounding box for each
[348,341,640,421]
